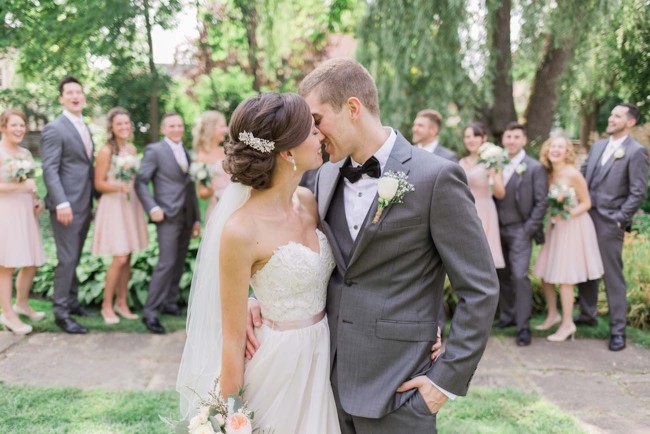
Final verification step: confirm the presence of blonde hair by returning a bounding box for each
[298,58,380,116]
[192,111,226,152]
[539,136,576,172]
[417,109,443,129]
[106,107,132,155]
[0,108,27,130]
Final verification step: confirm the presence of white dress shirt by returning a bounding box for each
[417,139,439,154]
[502,149,526,185]
[57,110,92,210]
[165,137,189,171]
[343,128,396,240]
[600,135,628,166]
[342,128,456,400]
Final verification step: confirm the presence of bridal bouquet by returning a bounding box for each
[112,154,140,200]
[182,378,262,434]
[477,142,509,171]
[189,162,213,187]
[3,157,37,183]
[547,184,577,225]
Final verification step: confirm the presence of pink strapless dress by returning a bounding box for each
[206,159,230,220]
[460,159,505,268]
[0,147,46,268]
[534,185,604,284]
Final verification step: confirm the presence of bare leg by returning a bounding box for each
[115,255,135,316]
[14,266,38,314]
[0,266,27,328]
[102,255,129,320]
[558,284,576,328]
[536,280,561,329]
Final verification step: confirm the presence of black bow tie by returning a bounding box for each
[339,156,381,183]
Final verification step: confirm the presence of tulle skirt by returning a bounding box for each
[244,316,341,434]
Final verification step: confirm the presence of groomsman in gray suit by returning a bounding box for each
[577,103,649,351]
[494,123,548,346]
[135,113,201,334]
[41,76,98,334]
[412,109,459,163]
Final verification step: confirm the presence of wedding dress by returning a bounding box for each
[177,183,341,434]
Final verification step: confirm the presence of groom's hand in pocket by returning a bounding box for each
[245,298,262,359]
[397,376,448,414]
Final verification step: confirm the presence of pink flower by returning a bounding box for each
[225,413,252,434]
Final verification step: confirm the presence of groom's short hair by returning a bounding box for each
[299,58,380,116]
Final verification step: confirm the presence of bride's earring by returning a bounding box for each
[293,159,297,171]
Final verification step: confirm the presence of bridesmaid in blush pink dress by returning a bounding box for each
[191,111,230,220]
[459,123,505,269]
[0,109,46,335]
[533,136,603,342]
[92,108,148,324]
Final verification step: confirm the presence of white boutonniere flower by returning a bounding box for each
[515,163,527,176]
[372,171,415,224]
[614,148,625,160]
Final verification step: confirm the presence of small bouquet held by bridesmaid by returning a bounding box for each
[189,161,213,187]
[477,142,509,171]
[179,378,263,434]
[3,157,37,183]
[111,154,140,200]
[547,184,577,226]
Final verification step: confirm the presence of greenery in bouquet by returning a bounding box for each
[111,154,140,200]
[547,184,577,224]
[177,378,269,434]
[3,157,38,182]
[189,161,213,187]
[477,142,509,172]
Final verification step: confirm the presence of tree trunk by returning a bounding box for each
[579,100,600,149]
[143,0,160,142]
[234,0,261,92]
[523,37,573,147]
[484,0,517,141]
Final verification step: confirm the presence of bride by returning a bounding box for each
[177,92,341,433]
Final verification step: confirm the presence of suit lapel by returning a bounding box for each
[317,160,347,269]
[60,116,91,163]
[161,140,188,177]
[347,134,412,269]
[593,136,630,187]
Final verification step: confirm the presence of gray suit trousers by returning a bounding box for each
[497,223,533,329]
[50,210,92,319]
[143,213,193,318]
[577,211,626,335]
[332,359,437,434]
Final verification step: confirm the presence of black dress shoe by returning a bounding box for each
[70,306,99,317]
[516,328,532,346]
[143,316,166,334]
[161,304,182,316]
[573,316,597,327]
[55,317,88,334]
[609,334,626,351]
[495,320,515,329]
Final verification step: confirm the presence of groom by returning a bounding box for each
[250,59,499,433]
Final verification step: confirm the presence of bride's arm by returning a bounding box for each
[219,218,258,398]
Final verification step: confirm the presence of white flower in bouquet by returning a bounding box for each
[3,157,38,183]
[192,422,217,434]
[111,154,140,200]
[189,161,213,187]
[547,184,577,225]
[477,142,509,172]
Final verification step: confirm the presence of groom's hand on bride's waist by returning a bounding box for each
[246,298,262,359]
[396,376,448,414]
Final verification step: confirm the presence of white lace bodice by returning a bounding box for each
[250,229,335,322]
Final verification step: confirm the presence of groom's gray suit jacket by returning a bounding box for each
[315,132,499,419]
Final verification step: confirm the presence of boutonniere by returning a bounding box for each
[614,148,625,160]
[515,163,527,176]
[372,171,415,224]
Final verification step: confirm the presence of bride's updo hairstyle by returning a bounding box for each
[224,92,312,190]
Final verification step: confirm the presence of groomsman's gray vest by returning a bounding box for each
[325,175,354,265]
[497,179,524,226]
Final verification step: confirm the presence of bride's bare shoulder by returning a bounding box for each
[222,207,259,248]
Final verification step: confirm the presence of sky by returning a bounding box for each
[151,3,198,64]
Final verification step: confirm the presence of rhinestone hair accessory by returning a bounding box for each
[238,131,275,153]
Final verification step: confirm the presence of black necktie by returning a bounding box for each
[339,156,381,183]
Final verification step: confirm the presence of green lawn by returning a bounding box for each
[0,384,582,434]
[16,298,187,333]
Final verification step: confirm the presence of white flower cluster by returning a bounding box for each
[239,131,275,153]
[2,157,37,183]
[477,142,509,171]
[112,154,140,182]
[189,161,213,187]
[547,183,577,222]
